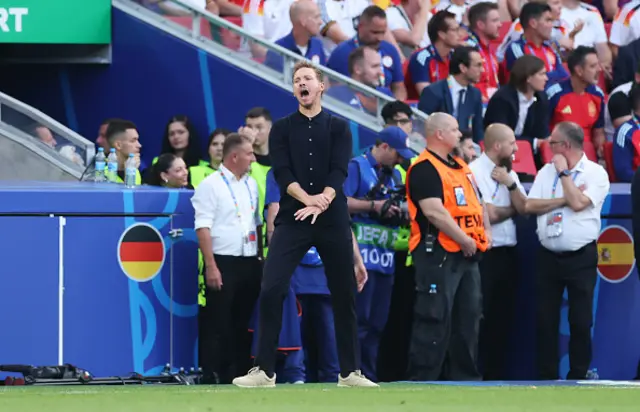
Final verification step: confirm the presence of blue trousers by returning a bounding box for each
[276,349,306,383]
[356,271,394,382]
[299,294,339,382]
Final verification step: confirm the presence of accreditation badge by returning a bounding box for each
[545,212,564,238]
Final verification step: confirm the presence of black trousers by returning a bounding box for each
[255,223,358,377]
[536,242,598,380]
[478,245,519,380]
[199,254,261,383]
[408,244,482,381]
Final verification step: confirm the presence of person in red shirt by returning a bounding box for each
[464,2,502,108]
[406,11,460,99]
[546,46,605,162]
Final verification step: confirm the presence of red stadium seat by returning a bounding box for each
[603,141,617,182]
[512,140,537,176]
[403,58,421,101]
[539,140,554,164]
[221,17,242,50]
[584,139,598,162]
[166,16,213,39]
[540,137,598,164]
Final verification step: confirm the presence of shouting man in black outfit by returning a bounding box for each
[233,61,376,388]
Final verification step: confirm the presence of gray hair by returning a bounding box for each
[554,121,584,149]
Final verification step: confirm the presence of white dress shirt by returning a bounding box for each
[469,153,525,247]
[191,164,262,257]
[515,91,535,137]
[448,76,467,118]
[527,154,610,252]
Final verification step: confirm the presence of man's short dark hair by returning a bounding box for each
[105,119,137,145]
[428,11,456,44]
[360,5,387,23]
[450,46,478,75]
[555,121,584,149]
[381,100,413,124]
[468,2,499,31]
[567,46,598,75]
[223,132,252,159]
[509,55,546,92]
[520,2,551,30]
[245,107,272,122]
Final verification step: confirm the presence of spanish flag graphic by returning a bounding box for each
[118,223,165,282]
[597,225,636,283]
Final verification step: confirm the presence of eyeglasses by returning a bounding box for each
[394,118,412,124]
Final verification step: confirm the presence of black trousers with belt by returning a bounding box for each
[199,254,261,384]
[536,241,598,380]
[255,223,358,377]
[478,245,519,380]
[407,243,483,381]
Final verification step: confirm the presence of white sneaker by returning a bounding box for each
[337,370,379,387]
[232,367,276,388]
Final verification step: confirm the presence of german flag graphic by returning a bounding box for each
[624,5,640,27]
[597,225,636,283]
[118,223,165,282]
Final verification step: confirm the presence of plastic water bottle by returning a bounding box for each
[94,147,106,182]
[124,153,137,188]
[586,368,599,380]
[106,148,118,182]
[429,284,437,294]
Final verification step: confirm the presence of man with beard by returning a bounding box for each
[233,61,376,388]
[468,124,527,380]
[455,133,479,164]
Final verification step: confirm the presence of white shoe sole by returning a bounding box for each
[233,383,276,388]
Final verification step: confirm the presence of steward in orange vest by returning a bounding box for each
[404,115,490,382]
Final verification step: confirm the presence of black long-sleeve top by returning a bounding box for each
[269,110,352,227]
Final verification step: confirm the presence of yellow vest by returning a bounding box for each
[249,161,271,258]
[189,164,216,189]
[394,156,418,266]
[114,170,142,185]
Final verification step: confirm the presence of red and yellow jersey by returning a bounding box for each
[546,79,605,145]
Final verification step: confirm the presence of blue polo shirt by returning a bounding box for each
[325,85,393,116]
[326,37,404,89]
[264,31,327,72]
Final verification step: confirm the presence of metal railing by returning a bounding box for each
[0,91,96,172]
[114,0,429,152]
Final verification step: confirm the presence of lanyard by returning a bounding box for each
[219,169,254,221]
[354,36,385,86]
[523,38,553,72]
[551,170,579,199]
[633,115,640,129]
[491,181,500,201]
[468,32,498,87]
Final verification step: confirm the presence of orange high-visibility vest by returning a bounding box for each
[406,150,488,253]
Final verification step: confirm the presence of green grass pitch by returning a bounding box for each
[1,383,640,411]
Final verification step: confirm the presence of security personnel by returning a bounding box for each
[406,112,491,381]
[525,121,609,380]
[344,126,415,382]
[105,119,142,185]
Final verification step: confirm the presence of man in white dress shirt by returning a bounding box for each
[524,121,610,380]
[468,124,527,380]
[191,133,263,384]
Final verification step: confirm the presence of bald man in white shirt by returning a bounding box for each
[524,121,610,381]
[468,124,527,380]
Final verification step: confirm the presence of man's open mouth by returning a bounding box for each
[300,89,310,97]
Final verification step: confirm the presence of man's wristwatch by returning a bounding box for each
[507,182,518,191]
[558,169,571,178]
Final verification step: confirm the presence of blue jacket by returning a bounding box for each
[417,79,484,143]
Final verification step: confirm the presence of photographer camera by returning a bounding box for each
[344,126,415,382]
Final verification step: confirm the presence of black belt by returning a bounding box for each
[543,241,596,257]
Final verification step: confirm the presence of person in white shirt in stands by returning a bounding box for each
[609,0,640,56]
[560,0,612,77]
[191,133,263,384]
[524,121,610,381]
[434,0,472,24]
[317,0,370,56]
[468,124,527,381]
[242,0,307,58]
[386,0,432,59]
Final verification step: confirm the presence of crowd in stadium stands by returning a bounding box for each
[99,0,640,384]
